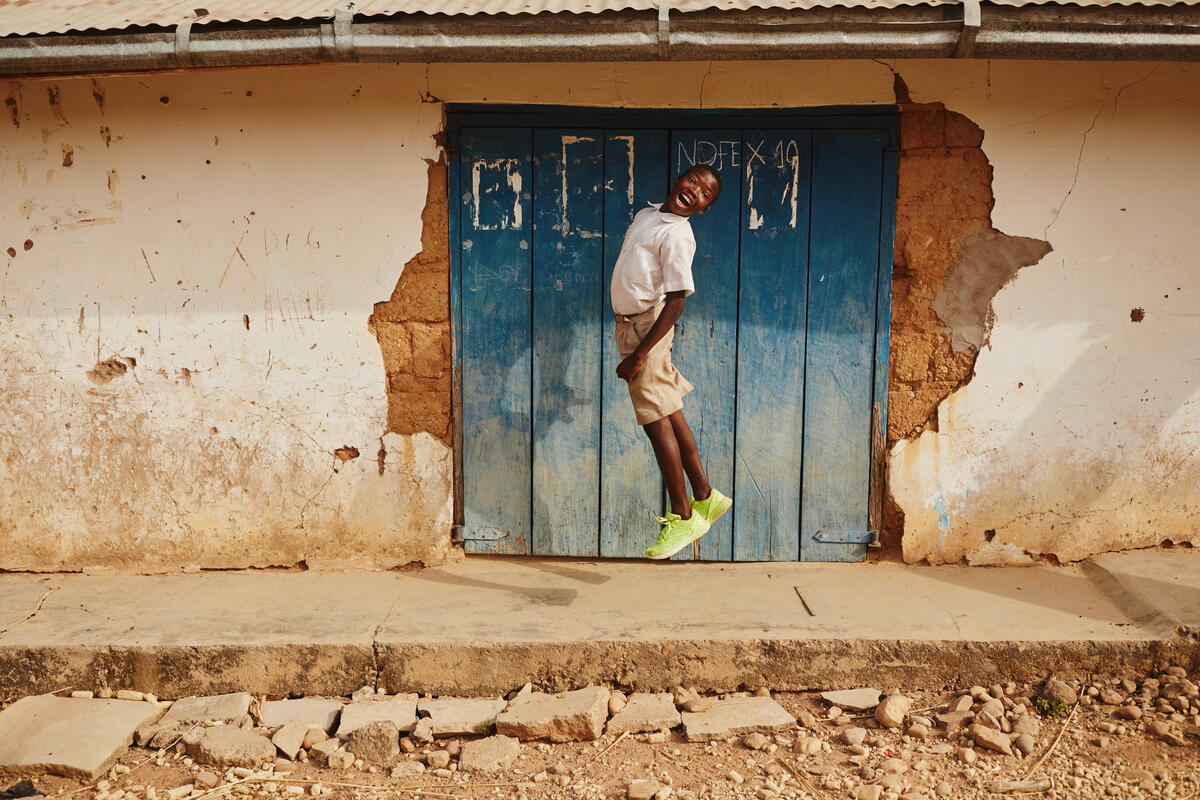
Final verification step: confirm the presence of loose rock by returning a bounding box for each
[1042,679,1078,705]
[819,689,881,711]
[874,695,912,729]
[841,727,867,747]
[344,720,400,762]
[182,726,276,767]
[271,722,310,760]
[968,724,1013,755]
[681,697,795,742]
[336,700,418,738]
[607,693,682,736]
[458,735,521,772]
[417,697,507,737]
[627,779,666,800]
[496,686,610,742]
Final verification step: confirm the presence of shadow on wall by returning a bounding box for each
[939,310,1200,565]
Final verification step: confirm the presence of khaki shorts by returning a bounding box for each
[614,303,694,426]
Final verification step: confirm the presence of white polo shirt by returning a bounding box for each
[610,204,696,316]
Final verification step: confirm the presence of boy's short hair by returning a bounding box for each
[686,163,722,197]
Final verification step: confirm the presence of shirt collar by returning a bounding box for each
[649,201,690,223]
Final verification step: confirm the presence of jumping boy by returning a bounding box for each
[611,164,733,559]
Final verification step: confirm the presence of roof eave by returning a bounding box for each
[2,6,1199,79]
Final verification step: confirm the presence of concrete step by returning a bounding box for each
[1,550,1197,699]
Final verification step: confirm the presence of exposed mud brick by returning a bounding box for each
[900,108,945,149]
[369,157,452,445]
[458,734,520,772]
[681,697,795,742]
[605,693,682,735]
[183,726,276,767]
[944,111,985,148]
[417,697,507,737]
[409,322,450,380]
[336,699,418,737]
[259,698,342,732]
[0,695,161,779]
[496,686,610,742]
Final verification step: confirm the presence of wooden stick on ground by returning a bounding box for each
[1022,701,1079,782]
[793,587,816,617]
[590,729,630,762]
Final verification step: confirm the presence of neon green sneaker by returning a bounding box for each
[645,511,711,560]
[692,487,732,526]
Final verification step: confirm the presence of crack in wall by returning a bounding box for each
[1045,65,1162,239]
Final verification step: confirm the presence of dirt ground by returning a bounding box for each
[10,682,1200,800]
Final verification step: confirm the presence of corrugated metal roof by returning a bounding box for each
[1,0,1195,37]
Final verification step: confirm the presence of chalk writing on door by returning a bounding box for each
[471,158,523,231]
[745,138,802,231]
[677,139,740,172]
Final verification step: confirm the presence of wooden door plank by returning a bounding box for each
[531,129,606,556]
[600,130,671,558]
[733,130,813,562]
[668,130,742,561]
[800,129,886,562]
[459,127,534,554]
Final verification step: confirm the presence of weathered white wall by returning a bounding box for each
[1,66,452,570]
[890,61,1200,564]
[2,58,1196,569]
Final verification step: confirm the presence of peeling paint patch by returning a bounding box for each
[87,356,135,385]
[333,446,360,462]
[931,232,1053,353]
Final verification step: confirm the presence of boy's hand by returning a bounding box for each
[616,352,645,382]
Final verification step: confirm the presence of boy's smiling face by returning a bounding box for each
[662,166,721,217]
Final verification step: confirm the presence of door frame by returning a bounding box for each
[445,104,900,558]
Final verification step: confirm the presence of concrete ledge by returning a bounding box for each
[1,552,1197,698]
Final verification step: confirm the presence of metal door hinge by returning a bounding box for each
[813,529,881,548]
[452,525,511,544]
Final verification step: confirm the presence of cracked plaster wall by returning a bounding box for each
[1,59,1196,570]
[889,61,1200,565]
[0,67,453,571]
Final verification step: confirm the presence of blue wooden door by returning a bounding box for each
[454,113,896,561]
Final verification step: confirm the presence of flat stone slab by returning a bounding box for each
[681,697,795,742]
[417,697,507,737]
[606,693,681,735]
[335,699,417,738]
[260,698,343,731]
[458,735,520,773]
[495,686,609,742]
[183,726,277,767]
[0,695,161,779]
[162,693,251,725]
[820,688,882,711]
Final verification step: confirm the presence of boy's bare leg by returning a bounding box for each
[668,410,712,502]
[643,417,692,519]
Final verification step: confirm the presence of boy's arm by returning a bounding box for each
[616,290,687,382]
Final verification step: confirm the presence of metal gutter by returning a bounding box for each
[2,5,1199,78]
